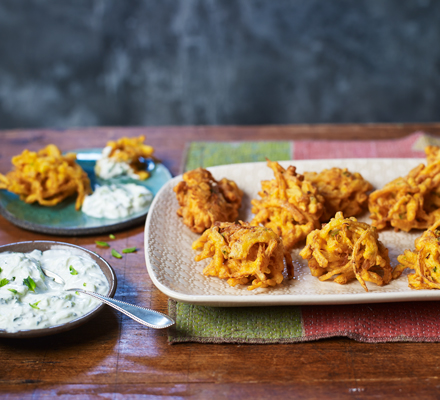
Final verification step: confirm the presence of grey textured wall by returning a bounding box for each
[0,0,439,129]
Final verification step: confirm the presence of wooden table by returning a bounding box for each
[2,124,440,399]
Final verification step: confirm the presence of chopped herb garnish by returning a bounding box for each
[343,171,350,177]
[122,247,137,254]
[330,229,340,237]
[11,277,15,281]
[29,301,40,310]
[8,288,18,294]
[111,249,122,259]
[0,278,9,287]
[23,276,36,292]
[75,291,80,295]
[0,267,2,273]
[95,241,110,247]
[69,265,78,275]
[83,282,87,287]
[109,234,116,239]
[434,267,437,273]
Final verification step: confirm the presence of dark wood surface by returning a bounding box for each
[1,124,440,400]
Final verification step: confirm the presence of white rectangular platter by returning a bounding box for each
[144,158,440,307]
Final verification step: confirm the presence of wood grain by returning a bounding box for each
[1,124,440,399]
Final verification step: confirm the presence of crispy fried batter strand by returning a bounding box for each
[368,160,440,232]
[299,212,393,292]
[0,144,91,210]
[251,160,324,254]
[192,221,293,290]
[173,168,243,233]
[395,220,440,289]
[425,145,440,165]
[103,135,154,180]
[304,168,373,222]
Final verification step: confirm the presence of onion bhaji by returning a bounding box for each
[368,160,440,232]
[425,145,440,165]
[251,160,325,257]
[394,220,440,289]
[173,168,243,233]
[304,168,373,222]
[299,212,393,292]
[96,135,155,180]
[0,144,91,210]
[192,221,293,290]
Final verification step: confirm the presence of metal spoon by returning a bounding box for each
[41,268,174,329]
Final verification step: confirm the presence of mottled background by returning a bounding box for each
[0,0,439,130]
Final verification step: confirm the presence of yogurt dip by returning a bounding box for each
[81,183,153,219]
[0,249,109,333]
[95,146,139,180]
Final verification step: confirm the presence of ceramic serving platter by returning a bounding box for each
[0,148,172,236]
[0,241,117,338]
[144,158,440,307]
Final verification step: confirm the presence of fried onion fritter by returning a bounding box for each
[394,220,440,289]
[192,221,293,290]
[425,145,440,165]
[299,212,393,292]
[304,168,373,222]
[0,144,91,210]
[96,135,155,180]
[251,160,324,255]
[368,161,440,232]
[173,168,243,233]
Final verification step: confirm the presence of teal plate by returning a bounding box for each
[0,148,172,236]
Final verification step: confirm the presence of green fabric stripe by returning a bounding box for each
[169,301,303,342]
[184,141,291,171]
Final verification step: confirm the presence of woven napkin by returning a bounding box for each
[168,132,440,344]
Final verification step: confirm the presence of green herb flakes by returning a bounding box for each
[111,249,122,259]
[95,241,110,247]
[29,301,41,310]
[0,278,9,287]
[122,247,137,254]
[8,288,18,294]
[23,276,36,292]
[69,265,78,275]
[109,234,116,239]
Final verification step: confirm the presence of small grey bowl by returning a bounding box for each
[0,241,117,338]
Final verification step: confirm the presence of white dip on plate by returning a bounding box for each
[81,183,153,219]
[95,146,139,179]
[0,249,109,333]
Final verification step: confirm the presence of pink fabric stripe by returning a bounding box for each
[293,131,426,160]
[301,302,440,340]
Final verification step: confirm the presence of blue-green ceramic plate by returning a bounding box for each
[0,148,172,236]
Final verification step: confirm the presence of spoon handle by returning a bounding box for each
[68,289,174,329]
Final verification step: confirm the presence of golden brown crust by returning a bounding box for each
[425,145,440,165]
[173,168,243,233]
[192,221,293,290]
[0,144,91,210]
[250,160,324,252]
[368,161,440,232]
[395,220,440,289]
[304,168,373,222]
[299,212,393,292]
[103,135,155,180]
